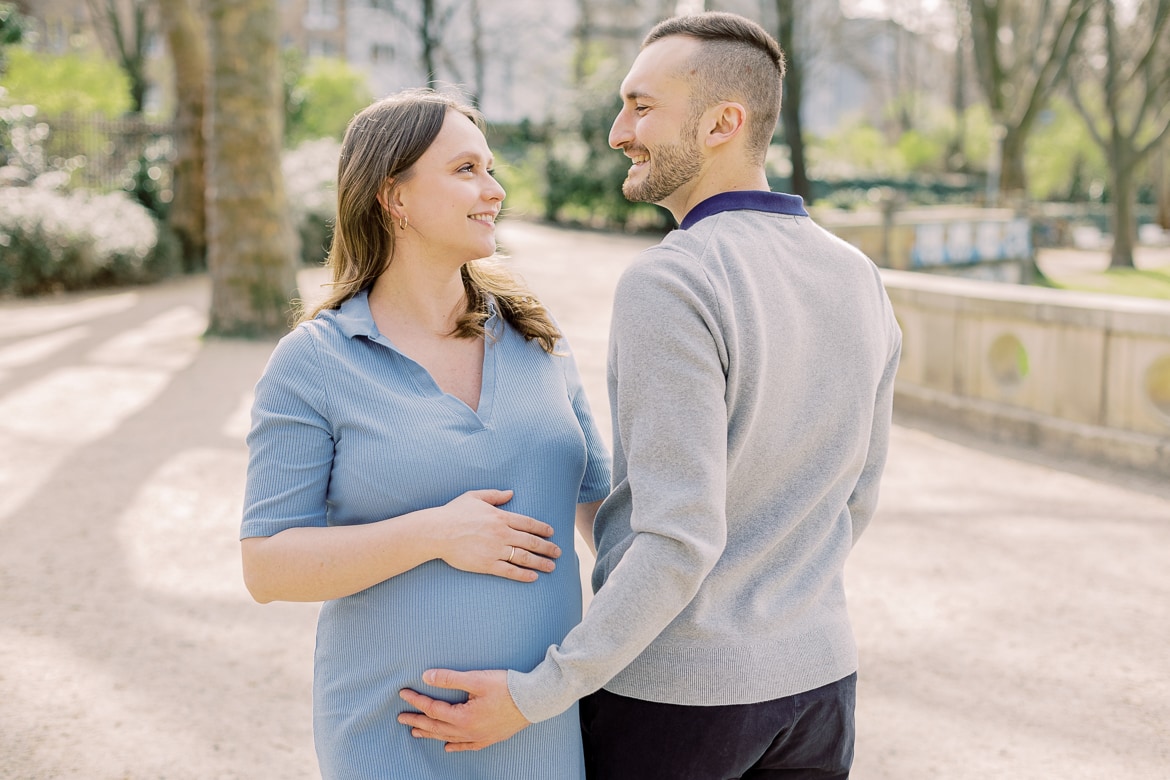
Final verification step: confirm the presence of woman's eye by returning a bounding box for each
[458,164,474,173]
[487,168,496,177]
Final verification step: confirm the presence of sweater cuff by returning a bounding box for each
[507,661,576,724]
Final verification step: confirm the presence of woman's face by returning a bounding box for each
[393,110,505,265]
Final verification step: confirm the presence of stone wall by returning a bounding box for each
[821,207,1031,283]
[882,269,1170,475]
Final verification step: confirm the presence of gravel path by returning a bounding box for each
[0,220,1165,779]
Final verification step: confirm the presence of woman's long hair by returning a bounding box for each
[299,89,561,353]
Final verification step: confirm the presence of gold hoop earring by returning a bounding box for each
[399,216,408,231]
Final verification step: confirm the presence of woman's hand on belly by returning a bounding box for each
[242,488,561,603]
[425,489,561,583]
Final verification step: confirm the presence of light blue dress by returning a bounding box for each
[242,291,610,779]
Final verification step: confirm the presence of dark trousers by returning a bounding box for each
[580,673,856,780]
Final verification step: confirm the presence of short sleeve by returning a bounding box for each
[560,340,611,504]
[240,327,335,539]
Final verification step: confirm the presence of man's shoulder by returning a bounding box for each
[620,231,712,292]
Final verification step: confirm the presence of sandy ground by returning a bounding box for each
[1036,244,1170,278]
[0,220,1167,779]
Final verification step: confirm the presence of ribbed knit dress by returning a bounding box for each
[241,291,611,779]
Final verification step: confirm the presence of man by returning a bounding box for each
[399,12,901,778]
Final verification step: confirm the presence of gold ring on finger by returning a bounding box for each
[507,545,517,564]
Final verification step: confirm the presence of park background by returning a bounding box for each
[1,1,1169,778]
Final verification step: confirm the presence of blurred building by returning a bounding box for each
[279,0,347,59]
[11,0,101,54]
[14,1,956,131]
[274,0,954,129]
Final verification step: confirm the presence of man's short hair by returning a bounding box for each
[644,12,786,163]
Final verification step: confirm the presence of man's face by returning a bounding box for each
[609,37,705,207]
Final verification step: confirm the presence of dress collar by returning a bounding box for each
[679,190,807,230]
[330,288,499,339]
[333,289,377,339]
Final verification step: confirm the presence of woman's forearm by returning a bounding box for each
[241,512,436,603]
[575,500,602,556]
[242,489,565,604]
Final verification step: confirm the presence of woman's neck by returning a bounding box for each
[368,252,468,337]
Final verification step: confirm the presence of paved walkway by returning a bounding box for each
[0,220,1166,778]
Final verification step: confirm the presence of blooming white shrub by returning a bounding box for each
[0,186,167,296]
[0,187,157,262]
[282,138,340,265]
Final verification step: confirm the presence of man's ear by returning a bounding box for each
[704,101,748,149]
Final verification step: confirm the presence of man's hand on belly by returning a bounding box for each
[398,669,529,751]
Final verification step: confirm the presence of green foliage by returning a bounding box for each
[958,103,995,171]
[1025,98,1107,202]
[0,2,27,74]
[896,129,946,173]
[0,47,132,118]
[280,47,306,134]
[813,100,997,182]
[285,56,372,145]
[121,135,175,220]
[811,119,905,178]
[541,48,671,232]
[487,121,547,220]
[1050,265,1170,300]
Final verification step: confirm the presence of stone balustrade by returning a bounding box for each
[881,268,1170,475]
[820,206,1031,283]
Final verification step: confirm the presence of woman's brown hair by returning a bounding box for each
[300,88,561,353]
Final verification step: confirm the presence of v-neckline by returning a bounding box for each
[338,291,498,428]
[374,325,497,429]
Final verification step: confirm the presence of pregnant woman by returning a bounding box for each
[240,88,610,779]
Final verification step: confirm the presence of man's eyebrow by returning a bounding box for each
[622,89,654,102]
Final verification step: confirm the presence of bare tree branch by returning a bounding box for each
[1137,109,1170,160]
[1066,71,1107,149]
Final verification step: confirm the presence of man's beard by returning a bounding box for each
[621,136,703,204]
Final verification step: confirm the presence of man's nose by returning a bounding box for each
[609,109,632,150]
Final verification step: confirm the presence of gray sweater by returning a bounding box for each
[509,191,902,723]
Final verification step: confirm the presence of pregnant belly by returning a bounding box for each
[313,558,582,706]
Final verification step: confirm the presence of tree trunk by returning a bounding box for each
[421,0,438,87]
[775,0,810,202]
[947,0,968,170]
[86,0,149,113]
[968,0,1091,201]
[998,124,1029,199]
[206,0,298,337]
[468,0,484,108]
[781,89,810,202]
[158,0,207,272]
[572,0,591,85]
[1158,138,1170,231]
[1110,158,1137,269]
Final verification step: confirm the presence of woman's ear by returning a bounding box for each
[375,177,399,216]
[704,101,747,149]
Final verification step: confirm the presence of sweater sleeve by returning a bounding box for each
[847,300,901,544]
[507,252,728,723]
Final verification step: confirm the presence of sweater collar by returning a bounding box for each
[679,190,807,230]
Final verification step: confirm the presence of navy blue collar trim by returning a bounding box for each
[679,191,807,230]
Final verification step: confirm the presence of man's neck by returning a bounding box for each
[662,167,771,225]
